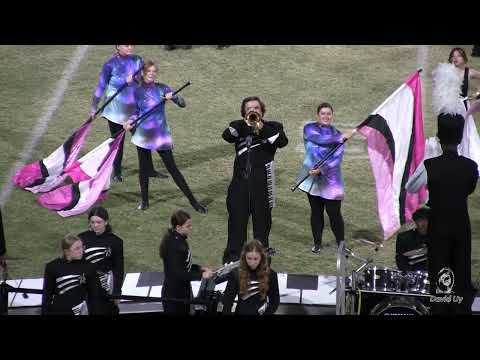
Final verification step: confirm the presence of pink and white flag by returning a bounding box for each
[358,70,427,239]
[13,119,93,192]
[37,132,125,217]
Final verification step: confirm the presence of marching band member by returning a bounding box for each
[124,61,207,213]
[222,96,288,263]
[296,103,356,253]
[78,206,124,315]
[222,240,279,315]
[42,234,101,315]
[449,47,480,169]
[90,45,165,182]
[426,112,478,315]
[395,207,429,271]
[159,209,213,315]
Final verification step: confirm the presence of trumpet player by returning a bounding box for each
[222,96,288,264]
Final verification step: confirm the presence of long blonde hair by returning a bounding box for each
[239,240,270,300]
[61,234,82,257]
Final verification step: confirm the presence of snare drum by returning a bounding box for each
[405,271,430,294]
[363,267,401,292]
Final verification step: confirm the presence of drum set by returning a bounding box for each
[339,241,432,315]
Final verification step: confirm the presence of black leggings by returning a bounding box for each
[307,194,344,246]
[136,146,199,206]
[107,120,125,176]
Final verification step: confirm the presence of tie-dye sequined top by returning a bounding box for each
[296,122,345,200]
[130,82,185,151]
[90,53,144,125]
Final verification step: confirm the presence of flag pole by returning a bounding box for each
[291,69,423,192]
[110,81,191,139]
[291,116,376,192]
[91,67,143,119]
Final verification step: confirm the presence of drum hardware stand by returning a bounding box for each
[0,259,29,315]
[330,248,373,295]
[0,261,13,315]
[333,243,380,315]
[335,241,347,315]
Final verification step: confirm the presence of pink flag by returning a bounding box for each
[37,132,125,217]
[13,119,93,192]
[358,71,427,239]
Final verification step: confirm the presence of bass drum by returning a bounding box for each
[370,296,430,316]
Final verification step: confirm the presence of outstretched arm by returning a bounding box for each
[469,68,480,80]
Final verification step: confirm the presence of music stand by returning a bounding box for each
[286,274,318,304]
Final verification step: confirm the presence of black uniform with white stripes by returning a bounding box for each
[79,230,124,314]
[222,119,288,263]
[41,258,100,315]
[161,229,203,315]
[222,268,280,315]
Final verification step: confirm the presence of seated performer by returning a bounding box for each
[395,207,429,272]
[124,61,207,213]
[222,96,288,263]
[78,206,124,315]
[222,240,279,315]
[42,234,101,315]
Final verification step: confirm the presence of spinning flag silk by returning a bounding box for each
[358,70,427,239]
[13,119,124,217]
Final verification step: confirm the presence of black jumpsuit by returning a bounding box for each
[161,230,203,315]
[222,119,288,263]
[79,230,124,315]
[42,258,100,315]
[222,267,280,315]
[425,151,478,314]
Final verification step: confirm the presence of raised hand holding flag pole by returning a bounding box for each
[90,67,143,120]
[120,81,191,136]
[291,123,363,192]
[292,69,425,241]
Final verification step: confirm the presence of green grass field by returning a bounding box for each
[1,45,480,283]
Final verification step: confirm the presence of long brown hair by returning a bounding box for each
[239,240,270,300]
[88,206,112,233]
[159,209,191,259]
[448,47,468,64]
[141,60,158,85]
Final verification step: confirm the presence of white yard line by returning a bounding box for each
[0,45,92,208]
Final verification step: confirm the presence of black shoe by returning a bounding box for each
[311,245,323,254]
[164,45,177,51]
[193,203,208,214]
[112,174,123,182]
[137,201,149,210]
[149,170,168,179]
